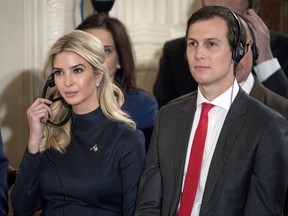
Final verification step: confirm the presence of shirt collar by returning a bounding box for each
[239,73,254,94]
[196,79,239,111]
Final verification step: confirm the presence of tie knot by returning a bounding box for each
[201,103,214,116]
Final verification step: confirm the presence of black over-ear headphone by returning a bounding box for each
[246,22,259,63]
[229,10,245,63]
[41,73,72,126]
[238,14,259,64]
[41,73,56,98]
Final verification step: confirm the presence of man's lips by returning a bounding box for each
[194,65,210,71]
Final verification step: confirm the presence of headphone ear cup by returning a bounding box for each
[47,73,55,87]
[251,42,259,62]
[232,43,245,63]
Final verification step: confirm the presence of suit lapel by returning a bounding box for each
[200,89,249,214]
[249,77,266,103]
[169,96,197,214]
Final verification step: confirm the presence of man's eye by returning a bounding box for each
[208,42,216,47]
[188,41,197,47]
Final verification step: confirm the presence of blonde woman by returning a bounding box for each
[11,30,145,216]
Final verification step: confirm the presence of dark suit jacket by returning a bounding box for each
[270,31,288,78]
[250,78,288,119]
[250,78,288,215]
[0,131,8,216]
[153,35,288,107]
[135,89,288,216]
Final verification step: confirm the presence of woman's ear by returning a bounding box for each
[95,73,103,86]
[116,62,121,69]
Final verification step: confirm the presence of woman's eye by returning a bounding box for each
[73,68,84,74]
[53,70,63,76]
[104,47,112,55]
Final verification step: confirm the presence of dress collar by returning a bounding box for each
[72,108,109,131]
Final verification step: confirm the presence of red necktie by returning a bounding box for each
[177,102,214,216]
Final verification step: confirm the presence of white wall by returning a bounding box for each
[0,0,39,169]
[0,0,201,170]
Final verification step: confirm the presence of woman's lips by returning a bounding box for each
[64,91,78,97]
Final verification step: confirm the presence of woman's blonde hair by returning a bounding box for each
[40,30,135,153]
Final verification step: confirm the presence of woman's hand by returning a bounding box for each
[26,98,52,154]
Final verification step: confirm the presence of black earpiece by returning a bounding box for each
[41,73,71,127]
[246,22,259,63]
[42,73,55,98]
[230,10,245,63]
[47,73,55,88]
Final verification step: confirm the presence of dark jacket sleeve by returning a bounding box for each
[243,116,288,215]
[262,68,288,99]
[270,31,288,79]
[134,114,163,216]
[11,149,43,216]
[120,129,146,216]
[0,132,8,216]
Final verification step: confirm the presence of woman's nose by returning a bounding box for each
[65,75,73,87]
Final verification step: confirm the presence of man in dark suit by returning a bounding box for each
[0,131,8,215]
[135,6,288,215]
[153,0,288,107]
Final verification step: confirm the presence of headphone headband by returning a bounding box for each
[229,10,245,63]
[246,21,259,63]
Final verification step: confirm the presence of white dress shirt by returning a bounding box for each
[239,72,254,95]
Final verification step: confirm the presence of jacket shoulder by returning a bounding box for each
[160,91,196,113]
[164,37,186,50]
[251,80,288,119]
